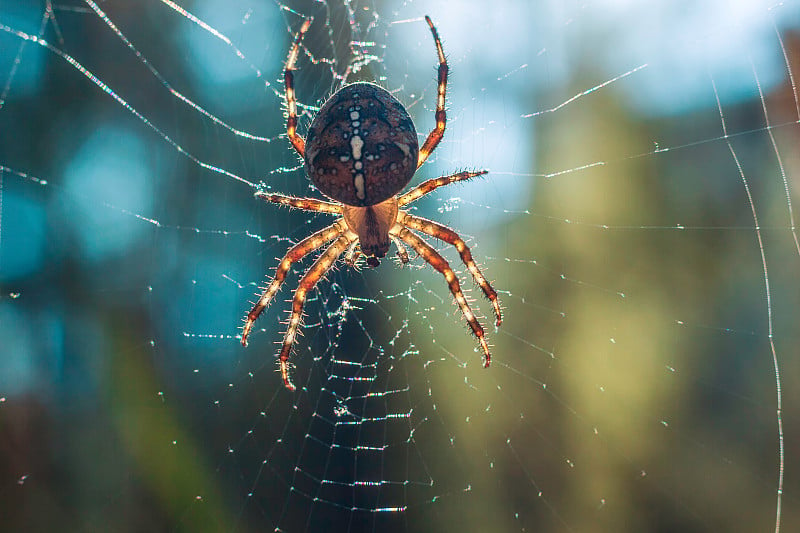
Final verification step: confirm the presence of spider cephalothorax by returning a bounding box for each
[241,16,502,390]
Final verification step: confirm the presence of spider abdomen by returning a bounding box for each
[304,82,419,207]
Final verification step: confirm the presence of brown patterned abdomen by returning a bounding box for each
[304,82,419,207]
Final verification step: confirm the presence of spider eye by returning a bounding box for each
[366,256,380,268]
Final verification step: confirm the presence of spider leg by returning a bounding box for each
[278,234,353,390]
[241,219,345,346]
[398,169,488,207]
[343,240,360,267]
[391,235,410,264]
[255,191,341,214]
[391,226,492,367]
[284,18,313,158]
[401,213,502,326]
[417,16,448,168]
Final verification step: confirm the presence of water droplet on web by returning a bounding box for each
[437,197,462,213]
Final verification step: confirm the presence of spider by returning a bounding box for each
[241,15,502,390]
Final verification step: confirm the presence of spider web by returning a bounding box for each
[1,0,799,531]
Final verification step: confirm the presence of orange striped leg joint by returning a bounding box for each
[398,170,488,207]
[417,15,448,168]
[278,235,352,390]
[241,221,345,347]
[284,18,313,158]
[391,227,491,367]
[401,213,501,326]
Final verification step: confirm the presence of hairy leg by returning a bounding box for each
[417,16,448,168]
[398,170,487,207]
[391,226,492,367]
[401,213,501,325]
[241,220,345,346]
[277,234,352,390]
[284,18,313,157]
[255,191,341,214]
